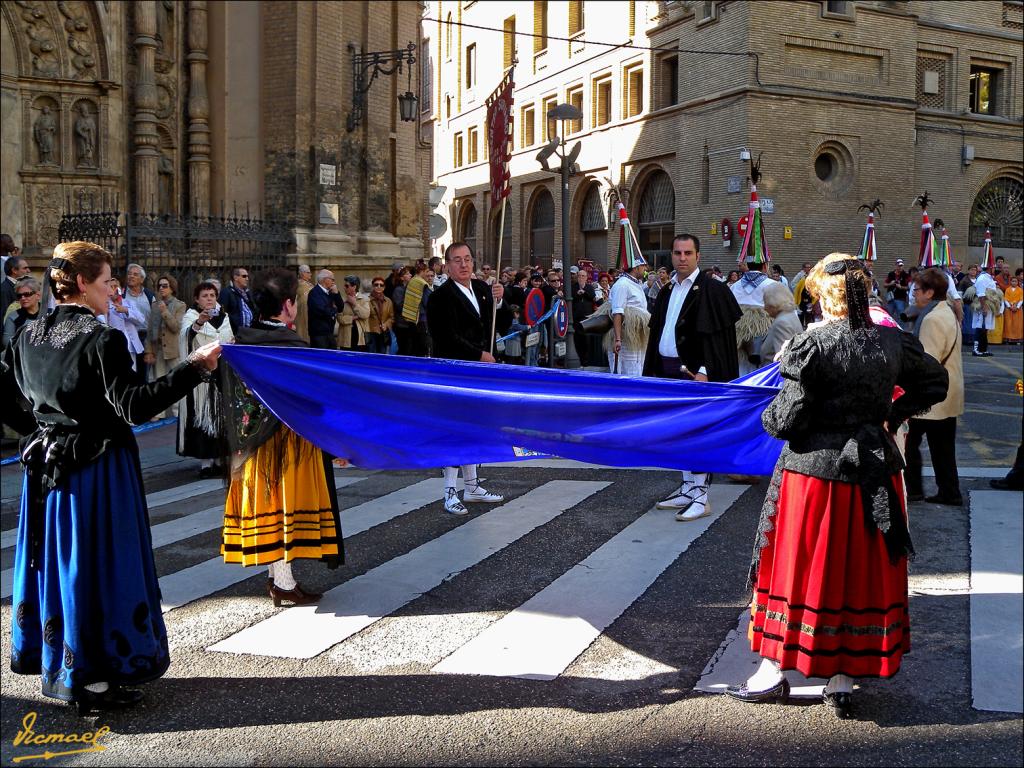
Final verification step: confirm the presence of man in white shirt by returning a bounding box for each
[608,256,650,376]
[731,261,772,375]
[971,267,998,356]
[643,234,742,520]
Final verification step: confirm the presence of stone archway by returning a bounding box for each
[969,176,1023,251]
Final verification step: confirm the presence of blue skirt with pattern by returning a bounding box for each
[10,445,170,701]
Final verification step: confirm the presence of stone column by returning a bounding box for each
[187,0,211,215]
[133,1,160,213]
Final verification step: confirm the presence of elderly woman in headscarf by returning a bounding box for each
[759,280,804,365]
[727,253,947,720]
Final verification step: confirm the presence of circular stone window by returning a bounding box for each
[812,141,855,197]
[815,153,837,182]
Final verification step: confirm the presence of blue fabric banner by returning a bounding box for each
[219,346,784,474]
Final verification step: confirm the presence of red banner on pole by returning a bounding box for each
[486,70,515,209]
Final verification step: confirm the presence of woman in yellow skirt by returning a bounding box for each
[221,268,343,606]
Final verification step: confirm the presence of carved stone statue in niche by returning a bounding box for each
[33,106,57,165]
[158,153,175,214]
[155,0,174,71]
[74,103,97,167]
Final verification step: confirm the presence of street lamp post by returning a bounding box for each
[537,103,583,369]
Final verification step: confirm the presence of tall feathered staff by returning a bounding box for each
[857,198,883,262]
[914,191,938,268]
[933,217,952,268]
[980,222,995,271]
[737,154,771,266]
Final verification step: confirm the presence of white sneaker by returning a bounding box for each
[463,484,504,503]
[443,487,469,516]
[655,484,695,510]
[675,496,710,521]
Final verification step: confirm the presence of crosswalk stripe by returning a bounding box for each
[433,484,745,680]
[969,490,1024,714]
[0,477,366,601]
[207,480,610,659]
[157,475,438,613]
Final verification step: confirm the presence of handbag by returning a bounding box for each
[580,312,612,335]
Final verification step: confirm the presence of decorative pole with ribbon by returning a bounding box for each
[914,191,938,268]
[486,67,515,356]
[934,218,952,268]
[737,154,771,266]
[857,198,883,263]
[980,224,995,271]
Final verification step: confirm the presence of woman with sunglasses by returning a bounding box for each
[3,277,41,345]
[366,276,395,354]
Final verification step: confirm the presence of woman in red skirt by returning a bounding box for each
[727,253,948,719]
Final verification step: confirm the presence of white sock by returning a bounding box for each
[443,466,460,492]
[689,472,709,492]
[745,657,783,692]
[84,682,110,693]
[270,560,297,591]
[824,673,853,695]
[675,471,692,495]
[462,464,479,491]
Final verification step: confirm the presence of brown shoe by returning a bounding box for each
[269,583,322,607]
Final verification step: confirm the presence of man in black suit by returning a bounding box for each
[307,269,345,349]
[643,233,742,522]
[219,266,256,333]
[427,241,512,515]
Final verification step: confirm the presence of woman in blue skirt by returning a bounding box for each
[2,241,221,715]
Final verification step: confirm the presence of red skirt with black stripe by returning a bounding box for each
[750,470,910,679]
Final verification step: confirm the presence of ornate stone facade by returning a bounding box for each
[2,0,428,273]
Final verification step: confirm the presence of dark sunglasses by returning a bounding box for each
[158,283,170,288]
[372,282,385,287]
[16,291,36,298]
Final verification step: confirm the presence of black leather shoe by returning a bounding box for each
[724,677,790,704]
[925,494,963,506]
[74,686,144,716]
[990,477,1024,491]
[269,583,322,607]
[823,691,853,719]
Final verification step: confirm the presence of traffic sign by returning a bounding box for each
[524,288,546,325]
[553,299,568,338]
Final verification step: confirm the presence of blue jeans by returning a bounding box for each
[366,331,391,354]
[888,298,907,321]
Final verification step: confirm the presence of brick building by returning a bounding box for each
[427,0,1023,276]
[2,0,430,274]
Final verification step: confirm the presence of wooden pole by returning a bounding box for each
[489,194,508,357]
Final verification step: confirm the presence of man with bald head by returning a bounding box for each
[307,268,345,349]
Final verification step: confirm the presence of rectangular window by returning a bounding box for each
[592,76,612,127]
[826,1,848,13]
[534,0,548,53]
[542,95,558,141]
[521,104,536,147]
[622,63,643,118]
[454,134,464,168]
[468,127,479,164]
[421,39,433,113]
[701,1,714,21]
[659,54,679,108]
[969,65,999,115]
[567,86,583,133]
[465,43,476,89]
[568,0,584,36]
[503,16,516,71]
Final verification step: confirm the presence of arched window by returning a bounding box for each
[459,202,478,258]
[445,14,453,59]
[579,184,608,266]
[970,177,1023,249]
[491,210,512,266]
[530,188,555,266]
[637,170,675,268]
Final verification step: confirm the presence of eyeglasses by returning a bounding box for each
[372,282,385,287]
[548,279,561,284]
[158,283,170,288]
[16,291,35,298]
[237,273,249,279]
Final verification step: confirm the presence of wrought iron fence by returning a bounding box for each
[58,206,294,303]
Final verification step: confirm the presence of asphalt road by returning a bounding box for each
[0,344,1021,767]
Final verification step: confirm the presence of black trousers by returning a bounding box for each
[310,334,337,350]
[976,325,989,353]
[905,416,962,500]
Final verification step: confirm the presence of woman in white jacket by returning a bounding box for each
[178,280,235,477]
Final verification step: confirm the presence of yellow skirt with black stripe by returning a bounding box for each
[221,429,340,566]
